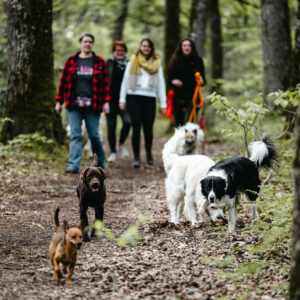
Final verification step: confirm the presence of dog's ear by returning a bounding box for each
[230,173,234,181]
[97,167,106,180]
[80,168,90,183]
[77,219,83,230]
[63,220,70,233]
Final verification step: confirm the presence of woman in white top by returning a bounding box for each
[119,38,166,168]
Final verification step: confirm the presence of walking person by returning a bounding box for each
[55,32,110,173]
[168,38,206,127]
[106,41,131,163]
[119,38,166,168]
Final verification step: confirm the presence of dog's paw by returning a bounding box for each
[83,234,91,242]
[91,229,96,238]
[65,279,72,285]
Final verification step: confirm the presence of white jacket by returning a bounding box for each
[119,62,167,109]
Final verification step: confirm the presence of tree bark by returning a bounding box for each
[291,0,300,87]
[164,0,180,72]
[112,0,129,41]
[290,104,300,299]
[0,0,65,144]
[260,0,291,98]
[209,0,223,93]
[190,0,210,56]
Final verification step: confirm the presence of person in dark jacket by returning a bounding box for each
[168,38,206,127]
[106,41,131,163]
[55,32,110,173]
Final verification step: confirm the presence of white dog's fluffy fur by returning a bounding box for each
[162,123,222,225]
[163,122,204,175]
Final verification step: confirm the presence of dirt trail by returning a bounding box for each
[0,138,287,299]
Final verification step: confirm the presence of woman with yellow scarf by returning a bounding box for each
[120,38,166,168]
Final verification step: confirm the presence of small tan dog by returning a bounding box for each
[49,208,82,285]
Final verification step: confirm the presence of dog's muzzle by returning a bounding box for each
[185,141,194,146]
[209,195,215,203]
[91,181,100,192]
[75,241,82,249]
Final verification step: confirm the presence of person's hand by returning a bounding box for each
[119,103,126,110]
[103,102,110,114]
[160,108,166,115]
[55,102,62,114]
[171,79,183,88]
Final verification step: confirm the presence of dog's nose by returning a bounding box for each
[92,182,99,189]
[209,196,215,203]
[77,241,82,249]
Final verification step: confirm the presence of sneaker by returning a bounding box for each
[147,159,154,166]
[108,153,117,163]
[64,166,79,174]
[118,144,129,158]
[132,159,141,169]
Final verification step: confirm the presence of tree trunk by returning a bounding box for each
[209,0,223,93]
[112,0,129,41]
[0,0,65,144]
[290,104,300,299]
[190,0,210,56]
[164,0,180,72]
[291,0,300,87]
[260,0,291,98]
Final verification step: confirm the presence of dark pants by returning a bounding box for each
[173,98,194,127]
[126,94,156,160]
[106,108,131,153]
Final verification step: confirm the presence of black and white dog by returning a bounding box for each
[200,137,277,231]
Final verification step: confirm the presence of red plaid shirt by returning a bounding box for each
[55,52,111,113]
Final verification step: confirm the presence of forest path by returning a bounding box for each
[0,137,286,299]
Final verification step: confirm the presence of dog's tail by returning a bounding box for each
[248,136,277,170]
[54,207,60,229]
[91,153,98,167]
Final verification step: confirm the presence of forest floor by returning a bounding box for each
[0,136,289,300]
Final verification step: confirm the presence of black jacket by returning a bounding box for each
[168,56,206,101]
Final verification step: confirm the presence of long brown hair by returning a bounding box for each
[168,38,200,72]
[136,38,158,60]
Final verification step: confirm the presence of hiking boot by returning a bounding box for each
[118,144,129,158]
[108,153,117,163]
[64,166,79,174]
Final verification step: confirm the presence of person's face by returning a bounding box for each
[140,40,152,57]
[80,36,93,54]
[113,46,126,60]
[181,40,192,56]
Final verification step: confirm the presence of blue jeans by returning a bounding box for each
[67,109,105,170]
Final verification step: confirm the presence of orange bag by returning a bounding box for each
[166,89,175,119]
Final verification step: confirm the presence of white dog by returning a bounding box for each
[162,122,204,175]
[162,124,224,225]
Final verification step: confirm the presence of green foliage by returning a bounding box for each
[217,261,266,282]
[209,93,268,151]
[0,132,66,162]
[200,255,236,269]
[269,87,299,109]
[91,214,149,248]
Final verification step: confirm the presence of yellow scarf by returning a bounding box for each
[129,52,160,75]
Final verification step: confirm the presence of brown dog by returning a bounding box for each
[49,208,82,285]
[77,154,106,242]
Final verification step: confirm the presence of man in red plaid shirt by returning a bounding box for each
[55,32,110,173]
